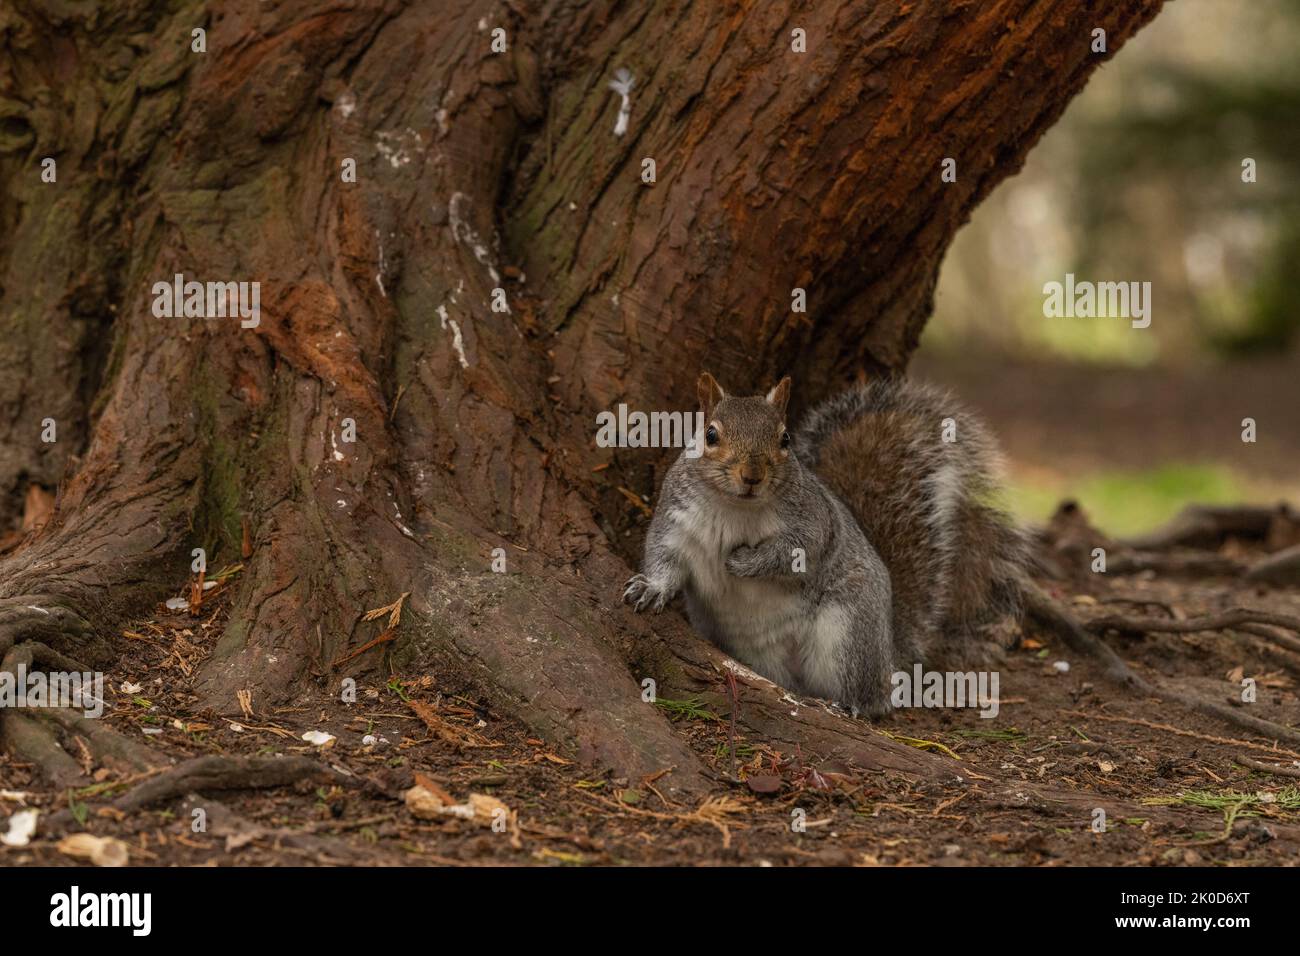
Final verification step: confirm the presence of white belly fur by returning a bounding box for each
[668,499,839,693]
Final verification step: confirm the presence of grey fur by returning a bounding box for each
[794,378,1030,669]
[625,375,1029,717]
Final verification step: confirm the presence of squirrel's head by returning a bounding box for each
[695,371,794,503]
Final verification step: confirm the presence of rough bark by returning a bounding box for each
[0,0,1165,791]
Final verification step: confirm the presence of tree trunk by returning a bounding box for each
[0,0,1164,792]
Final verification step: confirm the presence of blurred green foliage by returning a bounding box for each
[928,0,1300,365]
[1076,69,1300,355]
[1008,463,1251,535]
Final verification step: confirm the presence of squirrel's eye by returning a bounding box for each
[780,430,791,449]
[705,426,719,447]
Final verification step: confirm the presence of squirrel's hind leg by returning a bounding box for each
[833,590,897,719]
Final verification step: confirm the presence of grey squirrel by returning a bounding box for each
[624,372,1028,716]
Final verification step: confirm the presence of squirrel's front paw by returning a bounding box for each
[623,574,672,613]
[725,545,764,577]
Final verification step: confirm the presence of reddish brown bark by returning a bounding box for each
[0,0,1164,790]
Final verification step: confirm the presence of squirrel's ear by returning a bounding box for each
[766,376,792,416]
[697,372,725,417]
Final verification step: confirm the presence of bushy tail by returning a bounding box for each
[794,378,1029,666]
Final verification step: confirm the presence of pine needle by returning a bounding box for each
[879,730,961,760]
[362,591,410,628]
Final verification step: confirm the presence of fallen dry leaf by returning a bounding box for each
[745,774,782,794]
[57,833,129,867]
[404,785,448,820]
[468,793,510,825]
[403,786,510,828]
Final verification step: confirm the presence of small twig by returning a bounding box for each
[726,670,739,778]
[331,627,396,667]
[389,383,408,423]
[616,486,652,517]
[1049,740,1118,757]
[1097,595,1176,617]
[1235,756,1300,779]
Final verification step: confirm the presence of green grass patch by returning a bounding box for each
[712,742,758,761]
[653,697,719,722]
[1008,462,1252,536]
[1144,787,1300,837]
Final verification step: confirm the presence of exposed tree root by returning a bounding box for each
[1238,623,1300,658]
[1086,607,1300,655]
[0,602,166,787]
[38,755,348,830]
[1122,503,1300,551]
[1023,582,1146,689]
[1086,607,1300,639]
[426,553,716,795]
[1160,692,1300,749]
[1,712,85,787]
[1107,551,1247,577]
[1053,502,1300,579]
[19,640,93,675]
[1097,594,1177,615]
[0,596,95,661]
[0,641,90,785]
[1247,544,1300,586]
[1026,583,1300,747]
[642,614,958,780]
[107,755,348,815]
[34,707,161,772]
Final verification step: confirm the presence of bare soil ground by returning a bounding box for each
[2,532,1298,867]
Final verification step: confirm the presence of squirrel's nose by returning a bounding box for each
[742,473,764,486]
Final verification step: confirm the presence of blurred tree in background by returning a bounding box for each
[918,0,1299,535]
[927,0,1300,365]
